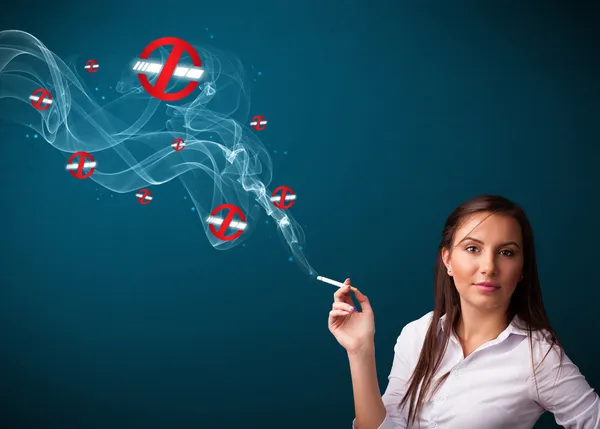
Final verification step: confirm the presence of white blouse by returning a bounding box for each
[352,311,600,429]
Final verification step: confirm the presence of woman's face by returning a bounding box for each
[442,212,524,313]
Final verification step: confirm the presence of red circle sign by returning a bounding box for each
[137,189,152,205]
[67,152,95,179]
[171,137,185,151]
[138,37,202,102]
[272,186,296,209]
[251,115,267,131]
[30,88,52,111]
[209,203,246,241]
[85,59,99,73]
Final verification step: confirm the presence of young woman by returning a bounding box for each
[329,194,599,429]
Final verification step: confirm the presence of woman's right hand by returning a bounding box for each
[328,278,375,354]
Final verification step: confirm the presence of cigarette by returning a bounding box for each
[317,276,357,292]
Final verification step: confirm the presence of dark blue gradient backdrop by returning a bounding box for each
[1,1,599,428]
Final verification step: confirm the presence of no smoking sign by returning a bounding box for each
[271,186,296,209]
[171,137,185,151]
[29,88,53,110]
[65,152,96,179]
[136,189,153,205]
[207,204,247,241]
[135,37,205,102]
[84,59,99,73]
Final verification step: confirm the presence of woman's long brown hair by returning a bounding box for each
[398,194,563,426]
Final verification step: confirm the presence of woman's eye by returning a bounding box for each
[465,246,514,256]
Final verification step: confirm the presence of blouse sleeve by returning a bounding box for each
[531,340,600,428]
[352,322,421,429]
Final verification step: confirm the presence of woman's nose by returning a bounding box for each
[480,253,497,276]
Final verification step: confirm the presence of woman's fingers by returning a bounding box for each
[332,301,357,312]
[329,309,352,318]
[344,278,358,292]
[333,278,354,304]
[329,301,357,324]
[352,288,372,312]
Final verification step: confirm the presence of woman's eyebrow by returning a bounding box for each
[458,236,521,249]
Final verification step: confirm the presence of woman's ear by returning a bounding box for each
[441,247,452,273]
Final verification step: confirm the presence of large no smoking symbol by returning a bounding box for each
[209,204,246,241]
[137,37,202,102]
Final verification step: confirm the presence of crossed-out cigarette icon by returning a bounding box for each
[132,61,205,80]
[66,161,96,170]
[206,216,247,230]
[29,94,52,105]
[136,191,153,202]
[250,119,267,127]
[270,194,296,202]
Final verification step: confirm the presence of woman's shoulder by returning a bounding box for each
[396,310,436,342]
[511,317,563,352]
[528,329,565,366]
[404,310,436,331]
[392,311,436,357]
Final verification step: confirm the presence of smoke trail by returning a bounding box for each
[0,29,317,277]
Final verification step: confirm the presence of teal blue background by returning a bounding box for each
[1,1,599,428]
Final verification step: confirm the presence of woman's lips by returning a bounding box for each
[474,282,500,293]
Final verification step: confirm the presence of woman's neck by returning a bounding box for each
[455,303,510,344]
